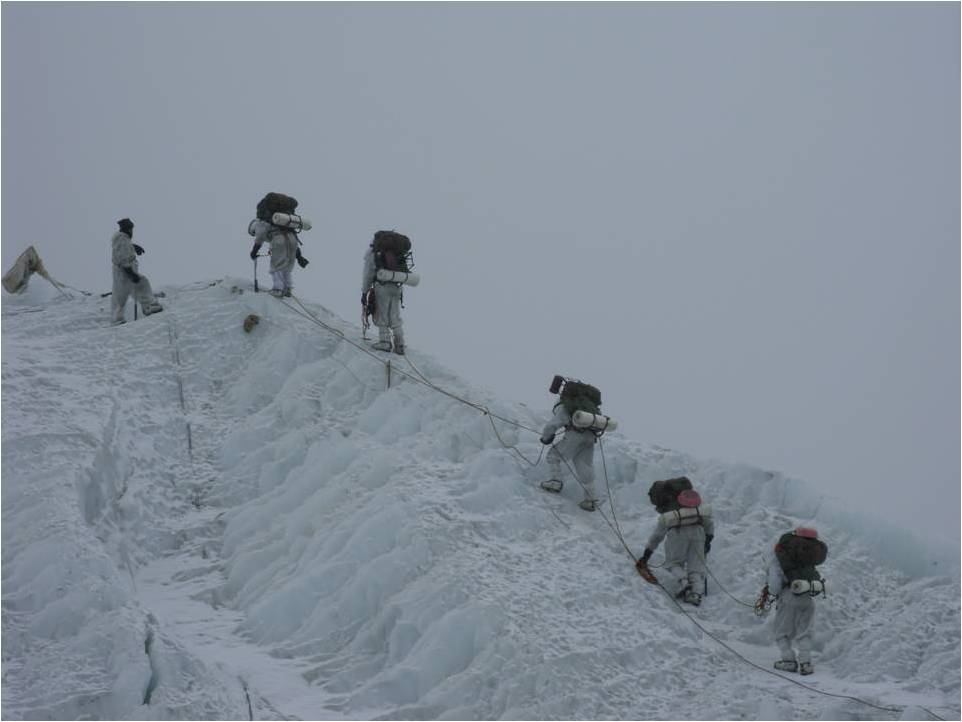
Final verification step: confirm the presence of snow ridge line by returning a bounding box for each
[275,290,949,722]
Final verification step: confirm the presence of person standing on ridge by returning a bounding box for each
[248,192,310,298]
[362,230,416,355]
[110,217,163,324]
[539,375,617,512]
[758,527,827,675]
[636,479,714,606]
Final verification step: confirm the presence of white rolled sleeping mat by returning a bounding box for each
[790,579,825,596]
[375,269,421,287]
[659,504,713,529]
[271,212,312,231]
[571,410,617,432]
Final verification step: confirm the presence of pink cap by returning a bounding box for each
[795,527,818,539]
[677,489,702,508]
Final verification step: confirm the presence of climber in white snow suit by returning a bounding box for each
[540,404,599,511]
[250,219,300,297]
[110,218,162,324]
[638,487,714,605]
[361,245,405,354]
[760,527,827,675]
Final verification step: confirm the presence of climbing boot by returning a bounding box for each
[578,499,598,512]
[799,662,813,676]
[774,660,798,673]
[683,590,703,606]
[540,479,563,493]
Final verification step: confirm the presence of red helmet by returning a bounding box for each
[795,527,818,539]
[677,489,702,508]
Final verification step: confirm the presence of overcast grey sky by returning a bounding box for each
[3,3,958,543]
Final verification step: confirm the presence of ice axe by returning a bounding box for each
[361,287,375,340]
[252,253,271,292]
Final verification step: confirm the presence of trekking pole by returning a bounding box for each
[253,257,259,293]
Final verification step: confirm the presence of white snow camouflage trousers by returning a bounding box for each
[662,524,707,597]
[373,283,404,348]
[268,232,298,294]
[548,429,597,501]
[111,265,159,323]
[773,590,815,664]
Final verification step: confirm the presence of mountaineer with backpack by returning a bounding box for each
[248,192,310,298]
[362,230,419,355]
[539,375,617,512]
[758,527,828,675]
[110,218,163,324]
[636,478,714,605]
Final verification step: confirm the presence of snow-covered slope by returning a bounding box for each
[2,279,958,721]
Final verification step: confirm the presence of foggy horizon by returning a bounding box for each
[3,2,959,544]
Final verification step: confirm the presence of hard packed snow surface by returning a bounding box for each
[2,278,959,721]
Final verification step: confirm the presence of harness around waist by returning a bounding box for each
[659,504,712,529]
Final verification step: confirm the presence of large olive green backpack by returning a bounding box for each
[550,376,601,417]
[775,531,828,582]
[256,192,298,222]
[647,476,694,513]
[372,230,413,272]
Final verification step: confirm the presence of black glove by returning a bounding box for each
[640,548,653,564]
[132,243,145,256]
[296,254,309,268]
[704,534,713,555]
[540,433,555,445]
[123,267,141,284]
[250,244,261,260]
[362,293,368,307]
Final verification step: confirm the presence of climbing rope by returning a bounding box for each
[284,295,544,436]
[273,292,948,721]
[647,574,945,720]
[549,437,638,561]
[599,438,629,554]
[284,293,641,559]
[702,562,756,610]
